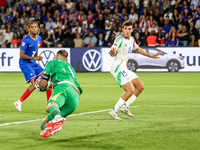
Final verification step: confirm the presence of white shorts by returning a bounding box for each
[111,68,138,87]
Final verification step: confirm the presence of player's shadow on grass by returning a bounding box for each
[49,132,124,149]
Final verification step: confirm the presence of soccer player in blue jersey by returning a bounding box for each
[14,22,52,112]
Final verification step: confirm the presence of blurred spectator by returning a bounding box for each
[90,23,98,36]
[82,14,89,28]
[163,0,170,12]
[115,26,123,37]
[96,14,105,30]
[39,27,48,47]
[133,22,142,34]
[3,27,14,48]
[149,23,158,33]
[189,21,198,46]
[96,32,107,47]
[120,8,129,21]
[4,11,13,24]
[82,27,89,40]
[168,26,177,37]
[54,16,62,32]
[177,24,189,46]
[73,33,83,47]
[45,17,55,31]
[146,30,159,47]
[134,32,142,46]
[164,8,173,20]
[105,13,115,31]
[77,10,84,23]
[89,19,96,29]
[195,15,200,34]
[187,12,195,27]
[163,17,172,34]
[105,26,116,41]
[88,0,95,11]
[46,28,57,47]
[0,25,6,47]
[190,5,196,16]
[18,0,27,12]
[55,28,64,43]
[57,40,63,48]
[181,0,190,13]
[194,6,200,21]
[28,9,36,21]
[139,14,147,32]
[172,9,179,24]
[167,32,179,47]
[143,0,149,9]
[147,0,155,14]
[113,15,123,28]
[82,31,97,47]
[72,21,82,33]
[66,0,73,10]
[154,1,163,15]
[157,31,165,46]
[142,27,150,37]
[191,0,199,10]
[43,11,54,23]
[107,32,115,47]
[129,8,138,24]
[113,1,122,13]
[164,33,170,46]
[11,33,20,48]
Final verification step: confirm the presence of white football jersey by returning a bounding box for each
[110,34,139,73]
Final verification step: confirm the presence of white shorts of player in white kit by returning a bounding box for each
[111,67,138,87]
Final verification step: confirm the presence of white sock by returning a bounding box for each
[125,94,137,107]
[113,98,126,112]
[17,100,22,104]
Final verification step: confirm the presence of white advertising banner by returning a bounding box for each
[0,48,70,72]
[101,47,200,72]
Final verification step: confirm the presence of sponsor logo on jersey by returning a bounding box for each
[82,49,101,71]
[38,50,55,68]
[22,42,25,46]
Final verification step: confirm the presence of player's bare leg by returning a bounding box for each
[109,81,135,120]
[121,78,144,117]
[14,78,36,112]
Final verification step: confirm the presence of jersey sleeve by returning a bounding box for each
[111,37,122,50]
[20,37,28,51]
[44,60,53,75]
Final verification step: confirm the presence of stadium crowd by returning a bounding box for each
[0,0,200,48]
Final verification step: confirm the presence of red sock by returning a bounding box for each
[46,89,52,102]
[19,89,32,102]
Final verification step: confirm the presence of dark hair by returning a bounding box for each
[57,50,68,58]
[28,21,37,28]
[122,20,133,28]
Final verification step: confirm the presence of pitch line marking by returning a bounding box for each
[0,106,140,127]
[1,105,200,127]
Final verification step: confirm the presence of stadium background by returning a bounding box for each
[0,1,200,150]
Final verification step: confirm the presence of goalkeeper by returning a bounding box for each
[35,50,82,138]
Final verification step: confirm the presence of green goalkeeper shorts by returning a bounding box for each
[47,83,80,121]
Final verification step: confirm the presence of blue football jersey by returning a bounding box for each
[19,34,42,64]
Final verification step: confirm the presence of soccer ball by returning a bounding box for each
[35,77,51,92]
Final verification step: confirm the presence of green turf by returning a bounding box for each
[0,72,200,150]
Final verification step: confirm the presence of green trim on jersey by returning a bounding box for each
[114,61,123,73]
[118,40,123,48]
[115,35,123,43]
[117,72,121,87]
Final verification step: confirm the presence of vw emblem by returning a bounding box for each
[82,49,101,71]
[38,50,55,68]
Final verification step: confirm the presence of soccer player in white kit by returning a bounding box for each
[109,20,162,120]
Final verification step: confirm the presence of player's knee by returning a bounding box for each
[138,85,145,92]
[129,88,135,95]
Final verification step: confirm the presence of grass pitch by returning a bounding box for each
[0,72,200,150]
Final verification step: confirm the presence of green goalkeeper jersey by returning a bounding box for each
[44,59,82,94]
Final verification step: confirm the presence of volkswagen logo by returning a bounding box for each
[82,49,101,71]
[38,50,55,68]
